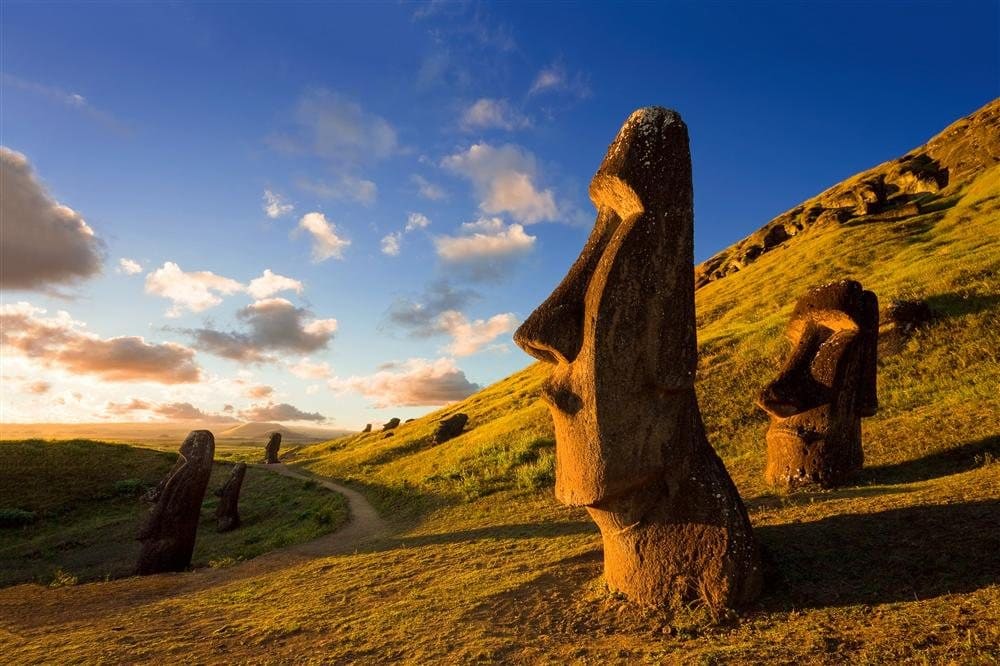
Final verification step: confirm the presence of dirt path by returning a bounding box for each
[254,462,391,556]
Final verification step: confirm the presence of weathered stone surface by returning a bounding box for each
[757,280,879,489]
[214,462,246,532]
[434,413,468,444]
[382,418,401,431]
[514,107,761,610]
[136,430,215,575]
[362,423,372,433]
[263,432,281,464]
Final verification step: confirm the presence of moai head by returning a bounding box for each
[514,108,761,609]
[514,107,697,507]
[757,280,878,488]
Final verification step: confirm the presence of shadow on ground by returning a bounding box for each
[391,521,596,549]
[859,435,999,485]
[758,499,1000,609]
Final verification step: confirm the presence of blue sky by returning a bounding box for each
[2,1,997,428]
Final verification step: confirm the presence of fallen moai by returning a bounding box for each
[434,413,468,444]
[382,418,401,431]
[215,462,247,532]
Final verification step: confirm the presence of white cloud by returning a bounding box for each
[144,261,244,317]
[263,190,294,218]
[295,212,350,262]
[1,73,130,134]
[288,358,333,380]
[405,212,431,232]
[247,269,304,299]
[297,175,377,205]
[437,310,519,356]
[239,402,326,423]
[1,146,103,292]
[528,62,591,98]
[329,357,479,407]
[286,89,398,163]
[442,143,558,224]
[461,98,530,131]
[381,232,402,257]
[412,174,446,201]
[435,217,536,263]
[118,258,143,275]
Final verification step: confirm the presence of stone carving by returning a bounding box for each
[215,462,247,532]
[362,423,372,433]
[382,418,401,431]
[136,430,215,575]
[434,413,468,444]
[756,280,879,488]
[513,107,761,609]
[262,432,281,464]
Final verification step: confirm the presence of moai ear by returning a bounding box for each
[858,290,879,416]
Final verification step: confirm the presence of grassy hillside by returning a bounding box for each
[1,108,997,663]
[0,439,348,586]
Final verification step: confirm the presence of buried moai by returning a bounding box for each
[382,418,401,431]
[434,413,468,444]
[756,280,878,489]
[215,462,247,532]
[263,432,281,464]
[513,107,761,609]
[362,423,372,433]
[136,430,215,575]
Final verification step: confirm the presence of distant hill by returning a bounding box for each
[217,422,352,441]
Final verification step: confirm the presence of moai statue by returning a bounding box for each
[434,413,468,444]
[756,280,878,489]
[136,430,215,575]
[362,423,373,433]
[382,417,401,432]
[513,108,761,610]
[215,462,247,532]
[263,432,281,464]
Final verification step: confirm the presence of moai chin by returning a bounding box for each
[514,107,761,610]
[757,280,878,489]
[263,432,281,464]
[136,430,215,575]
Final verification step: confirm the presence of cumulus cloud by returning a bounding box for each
[25,380,52,395]
[412,174,446,201]
[239,402,326,423]
[329,357,479,407]
[386,280,479,336]
[2,302,201,384]
[437,311,519,356]
[117,258,143,275]
[461,98,530,131]
[434,218,535,280]
[183,298,337,362]
[442,143,557,224]
[105,398,236,422]
[381,232,402,256]
[405,212,431,232]
[528,62,591,98]
[263,190,294,218]
[1,146,104,292]
[105,398,153,416]
[288,358,333,379]
[245,384,274,399]
[247,269,304,299]
[295,212,350,262]
[145,261,244,317]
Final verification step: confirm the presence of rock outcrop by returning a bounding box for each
[136,430,215,575]
[514,107,761,610]
[362,424,372,433]
[263,432,281,464]
[434,413,468,444]
[757,280,879,488]
[214,462,247,532]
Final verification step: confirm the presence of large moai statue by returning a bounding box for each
[513,108,761,610]
[136,430,215,575]
[263,432,281,464]
[215,462,247,532]
[756,280,878,489]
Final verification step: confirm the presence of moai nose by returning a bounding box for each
[514,301,583,364]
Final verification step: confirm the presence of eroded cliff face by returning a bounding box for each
[695,98,1000,289]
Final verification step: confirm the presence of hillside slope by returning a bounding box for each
[2,102,997,663]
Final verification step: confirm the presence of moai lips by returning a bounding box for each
[514,107,761,610]
[757,279,879,488]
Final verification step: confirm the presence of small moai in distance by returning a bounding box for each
[513,107,761,610]
[263,432,281,464]
[362,423,372,433]
[756,279,878,489]
[136,430,215,575]
[382,417,401,432]
[215,462,247,532]
[434,413,468,444]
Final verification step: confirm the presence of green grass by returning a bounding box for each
[0,439,348,586]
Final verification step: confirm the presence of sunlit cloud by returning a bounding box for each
[245,384,274,399]
[386,280,479,336]
[528,61,591,98]
[288,358,333,380]
[442,143,558,224]
[434,217,536,280]
[1,147,103,292]
[263,189,294,218]
[295,212,350,262]
[144,261,244,317]
[329,357,479,407]
[436,310,519,356]
[117,258,143,275]
[1,302,201,384]
[246,269,304,299]
[405,212,431,232]
[381,232,402,256]
[239,402,326,423]
[25,380,52,395]
[412,174,446,200]
[297,175,378,205]
[461,98,530,131]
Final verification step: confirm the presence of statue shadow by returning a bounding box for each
[918,292,1000,319]
[388,520,597,549]
[858,434,999,486]
[757,499,1000,610]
